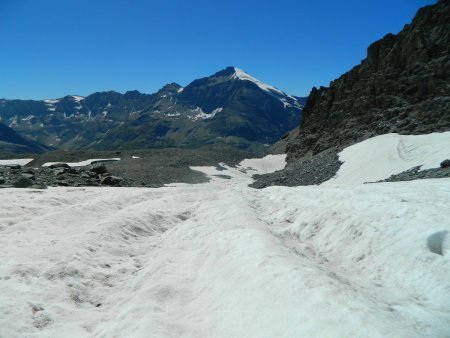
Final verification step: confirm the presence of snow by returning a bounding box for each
[0,158,33,166]
[42,158,120,167]
[44,99,60,104]
[177,87,184,93]
[189,107,222,120]
[132,155,140,159]
[231,68,301,108]
[71,95,85,102]
[21,115,34,121]
[232,67,286,96]
[0,152,449,337]
[325,132,450,185]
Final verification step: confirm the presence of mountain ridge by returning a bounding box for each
[0,67,305,152]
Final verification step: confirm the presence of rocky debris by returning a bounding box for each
[0,163,125,189]
[378,165,450,183]
[100,175,122,186]
[90,164,108,175]
[48,163,71,169]
[441,159,450,168]
[257,0,450,188]
[251,149,342,188]
[12,177,34,188]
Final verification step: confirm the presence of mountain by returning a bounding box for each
[0,122,51,153]
[283,0,449,160]
[0,67,304,151]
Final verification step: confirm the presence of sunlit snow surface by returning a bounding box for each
[42,158,120,167]
[1,151,449,337]
[325,132,450,185]
[0,158,33,166]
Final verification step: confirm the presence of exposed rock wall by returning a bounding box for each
[286,0,450,161]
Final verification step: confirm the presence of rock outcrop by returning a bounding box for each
[286,0,449,160]
[253,0,450,188]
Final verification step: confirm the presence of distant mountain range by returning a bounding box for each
[0,67,305,153]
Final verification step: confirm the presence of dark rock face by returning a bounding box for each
[286,0,450,161]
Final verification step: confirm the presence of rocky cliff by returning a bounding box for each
[286,0,449,160]
[253,0,450,188]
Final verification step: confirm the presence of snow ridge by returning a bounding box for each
[231,67,300,108]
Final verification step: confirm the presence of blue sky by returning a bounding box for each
[0,0,437,99]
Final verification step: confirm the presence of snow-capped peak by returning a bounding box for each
[230,67,301,109]
[231,67,286,97]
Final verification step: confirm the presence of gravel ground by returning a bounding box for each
[250,148,342,188]
[378,166,450,183]
[3,147,257,187]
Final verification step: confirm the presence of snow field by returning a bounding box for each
[0,158,33,166]
[326,132,450,184]
[0,136,449,337]
[42,158,120,167]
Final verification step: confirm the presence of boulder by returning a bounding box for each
[49,163,71,169]
[21,173,35,180]
[12,177,34,188]
[90,164,108,175]
[440,159,450,168]
[100,176,122,186]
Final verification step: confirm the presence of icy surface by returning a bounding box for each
[0,153,449,337]
[0,158,33,166]
[325,132,450,185]
[42,158,120,167]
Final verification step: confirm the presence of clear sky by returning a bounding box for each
[0,0,437,100]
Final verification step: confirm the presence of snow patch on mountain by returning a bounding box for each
[21,115,34,121]
[71,95,85,102]
[189,107,222,120]
[231,67,300,108]
[232,68,286,96]
[44,99,60,104]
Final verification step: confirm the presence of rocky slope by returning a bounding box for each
[0,122,51,153]
[0,67,304,151]
[255,0,450,187]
